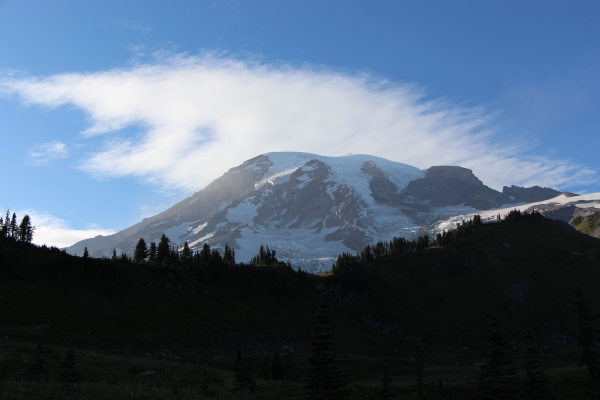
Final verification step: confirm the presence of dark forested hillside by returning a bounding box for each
[1,213,600,398]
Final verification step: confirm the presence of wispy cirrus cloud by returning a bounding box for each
[117,19,152,34]
[27,141,68,165]
[1,53,596,192]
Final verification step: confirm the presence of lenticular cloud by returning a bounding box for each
[1,54,595,192]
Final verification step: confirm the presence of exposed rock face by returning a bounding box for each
[362,161,400,205]
[502,185,563,203]
[400,166,512,210]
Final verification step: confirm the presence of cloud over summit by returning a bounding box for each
[2,54,595,192]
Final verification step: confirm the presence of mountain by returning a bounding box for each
[68,152,588,272]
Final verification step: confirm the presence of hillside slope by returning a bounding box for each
[4,216,600,356]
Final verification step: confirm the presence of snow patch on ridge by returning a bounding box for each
[226,199,259,226]
[432,193,600,234]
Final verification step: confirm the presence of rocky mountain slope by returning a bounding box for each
[68,152,588,272]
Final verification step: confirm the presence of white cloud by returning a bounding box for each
[118,19,152,33]
[15,210,114,248]
[27,141,68,165]
[1,53,596,192]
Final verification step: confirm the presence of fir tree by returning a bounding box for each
[133,238,149,263]
[82,247,90,259]
[59,347,81,390]
[303,299,348,400]
[271,351,284,380]
[436,379,445,399]
[413,350,426,400]
[181,241,191,262]
[2,210,9,237]
[148,241,157,262]
[200,243,211,265]
[18,214,34,243]
[111,249,117,260]
[476,315,518,400]
[379,363,394,400]
[573,288,600,397]
[223,244,234,265]
[156,234,171,263]
[27,342,46,381]
[523,329,548,400]
[9,212,18,239]
[210,248,223,265]
[233,345,256,392]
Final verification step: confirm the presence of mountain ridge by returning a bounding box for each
[68,152,592,272]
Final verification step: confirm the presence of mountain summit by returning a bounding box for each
[68,152,572,271]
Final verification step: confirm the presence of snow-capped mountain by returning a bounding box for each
[68,152,590,272]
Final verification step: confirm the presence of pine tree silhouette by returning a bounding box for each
[379,363,394,400]
[156,234,171,263]
[271,351,284,380]
[18,215,34,243]
[436,379,445,399]
[573,288,600,397]
[413,349,426,400]
[27,342,46,381]
[233,345,256,392]
[60,347,82,391]
[303,299,348,400]
[523,329,548,400]
[476,315,518,399]
[133,238,149,263]
[148,241,157,262]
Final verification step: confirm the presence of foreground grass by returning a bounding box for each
[0,339,593,399]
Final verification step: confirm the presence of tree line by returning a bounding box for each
[332,211,542,287]
[0,209,35,244]
[113,235,291,269]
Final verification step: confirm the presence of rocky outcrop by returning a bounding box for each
[400,166,511,210]
[502,185,563,203]
[362,161,400,205]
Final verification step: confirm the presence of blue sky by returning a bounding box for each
[1,0,599,247]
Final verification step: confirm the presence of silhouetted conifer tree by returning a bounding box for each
[523,329,548,400]
[82,247,89,259]
[362,245,374,262]
[210,248,222,265]
[200,243,211,265]
[133,238,149,263]
[303,299,348,400]
[156,234,171,263]
[436,379,445,399]
[223,244,235,265]
[573,288,600,397]
[59,347,81,391]
[9,212,18,239]
[233,345,256,392]
[27,342,46,381]
[379,363,394,400]
[413,350,426,400]
[148,242,157,262]
[181,241,191,262]
[17,214,34,243]
[476,315,518,399]
[271,351,284,380]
